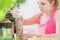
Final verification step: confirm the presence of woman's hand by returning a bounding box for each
[10,7,21,18]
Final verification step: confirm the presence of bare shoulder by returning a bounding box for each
[55,9,60,23]
[55,9,60,18]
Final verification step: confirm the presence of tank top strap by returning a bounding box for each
[51,7,57,17]
[38,13,43,24]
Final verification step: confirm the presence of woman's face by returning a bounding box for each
[38,0,53,13]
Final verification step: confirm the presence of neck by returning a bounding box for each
[44,10,51,18]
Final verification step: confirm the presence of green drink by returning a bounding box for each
[2,27,12,40]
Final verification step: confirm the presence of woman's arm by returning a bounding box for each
[23,14,39,25]
[10,7,40,25]
[55,9,60,39]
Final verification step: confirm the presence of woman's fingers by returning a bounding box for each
[10,7,21,18]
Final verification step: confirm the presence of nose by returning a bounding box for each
[39,5,43,9]
[39,6,44,11]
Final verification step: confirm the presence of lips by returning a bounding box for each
[40,8,43,11]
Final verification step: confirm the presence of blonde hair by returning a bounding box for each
[48,0,59,8]
[58,0,60,9]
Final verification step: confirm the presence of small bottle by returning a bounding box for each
[15,17,23,40]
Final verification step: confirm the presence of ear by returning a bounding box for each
[51,1,55,7]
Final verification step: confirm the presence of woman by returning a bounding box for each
[11,0,60,39]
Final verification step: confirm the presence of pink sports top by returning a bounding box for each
[37,7,57,35]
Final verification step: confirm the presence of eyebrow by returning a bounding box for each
[41,2,46,4]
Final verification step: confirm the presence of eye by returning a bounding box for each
[41,2,46,5]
